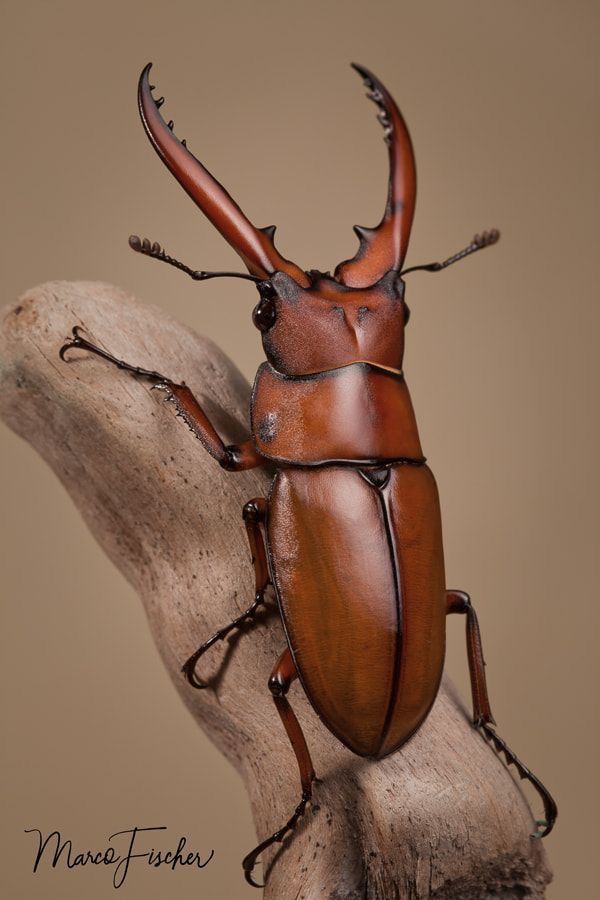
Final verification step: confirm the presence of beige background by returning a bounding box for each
[1,1,598,897]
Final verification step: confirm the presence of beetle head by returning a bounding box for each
[252,270,409,376]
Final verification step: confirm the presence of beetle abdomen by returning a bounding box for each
[268,464,446,758]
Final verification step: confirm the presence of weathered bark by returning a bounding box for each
[0,281,552,899]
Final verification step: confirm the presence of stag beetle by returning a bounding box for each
[60,62,557,886]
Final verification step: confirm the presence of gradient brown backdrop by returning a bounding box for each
[1,1,598,897]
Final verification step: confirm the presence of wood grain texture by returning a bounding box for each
[0,281,552,899]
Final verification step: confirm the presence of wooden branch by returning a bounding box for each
[0,281,552,898]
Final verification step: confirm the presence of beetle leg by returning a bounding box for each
[242,647,316,888]
[447,589,558,838]
[446,589,495,724]
[59,326,263,470]
[60,325,170,380]
[182,499,270,689]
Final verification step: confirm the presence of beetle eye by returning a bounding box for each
[252,283,277,332]
[403,302,411,325]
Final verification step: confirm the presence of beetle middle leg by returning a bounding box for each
[446,589,558,838]
[242,647,316,888]
[182,498,270,689]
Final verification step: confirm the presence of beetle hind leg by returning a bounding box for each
[242,647,316,888]
[446,589,557,838]
[182,498,270,689]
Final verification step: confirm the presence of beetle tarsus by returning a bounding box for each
[477,720,557,838]
[242,788,312,888]
[59,326,171,383]
[181,591,267,689]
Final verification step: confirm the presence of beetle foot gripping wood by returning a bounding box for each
[446,590,558,839]
[242,789,312,888]
[60,324,171,382]
[477,723,558,840]
[181,590,266,689]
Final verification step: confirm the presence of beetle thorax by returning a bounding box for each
[256,271,407,377]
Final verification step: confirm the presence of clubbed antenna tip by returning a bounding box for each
[474,229,500,249]
[400,229,500,277]
[127,234,263,284]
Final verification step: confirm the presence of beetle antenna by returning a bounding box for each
[400,229,500,276]
[128,235,263,283]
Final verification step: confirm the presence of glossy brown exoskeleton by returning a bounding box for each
[60,62,557,886]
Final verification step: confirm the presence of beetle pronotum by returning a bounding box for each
[60,62,557,887]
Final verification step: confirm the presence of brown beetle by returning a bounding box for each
[60,62,557,887]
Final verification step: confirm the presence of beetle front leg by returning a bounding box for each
[182,498,270,688]
[446,589,558,838]
[59,326,262,471]
[242,647,316,888]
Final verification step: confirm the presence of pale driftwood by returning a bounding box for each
[0,281,552,899]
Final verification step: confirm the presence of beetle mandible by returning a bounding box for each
[60,62,557,887]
